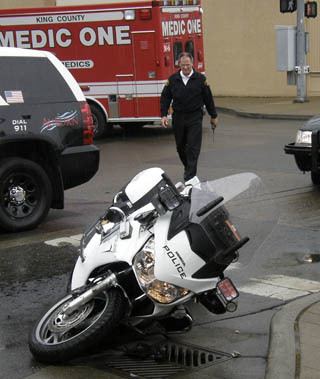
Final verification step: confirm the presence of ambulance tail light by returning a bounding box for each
[80,102,94,145]
[139,9,152,20]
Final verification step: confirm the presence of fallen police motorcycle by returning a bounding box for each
[28,168,276,363]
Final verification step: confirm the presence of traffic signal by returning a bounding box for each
[305,1,317,18]
[280,0,297,13]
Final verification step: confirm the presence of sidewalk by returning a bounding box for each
[215,96,320,121]
[265,293,320,379]
[218,96,320,379]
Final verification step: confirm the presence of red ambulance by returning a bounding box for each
[0,0,205,137]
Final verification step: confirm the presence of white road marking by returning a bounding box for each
[239,275,320,301]
[45,234,82,247]
[252,274,320,292]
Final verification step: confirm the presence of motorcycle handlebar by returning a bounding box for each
[196,196,224,217]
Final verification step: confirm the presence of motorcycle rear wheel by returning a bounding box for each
[28,288,126,363]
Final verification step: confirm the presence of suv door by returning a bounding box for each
[0,56,83,146]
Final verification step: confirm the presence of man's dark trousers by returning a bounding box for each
[172,110,203,182]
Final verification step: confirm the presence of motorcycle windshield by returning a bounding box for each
[189,172,278,268]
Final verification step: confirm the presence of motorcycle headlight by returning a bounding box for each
[133,238,189,304]
[296,130,312,145]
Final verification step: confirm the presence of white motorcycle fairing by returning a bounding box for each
[70,216,152,290]
[154,212,220,293]
[124,167,165,204]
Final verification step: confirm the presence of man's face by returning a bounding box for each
[179,56,193,76]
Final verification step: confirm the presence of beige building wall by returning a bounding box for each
[1,0,54,9]
[202,0,298,96]
[306,17,320,96]
[1,0,318,97]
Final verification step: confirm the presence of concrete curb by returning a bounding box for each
[216,106,312,121]
[265,292,320,379]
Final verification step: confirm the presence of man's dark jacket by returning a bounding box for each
[160,70,217,118]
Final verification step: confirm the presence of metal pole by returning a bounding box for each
[295,0,307,102]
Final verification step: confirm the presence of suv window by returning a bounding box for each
[0,57,76,104]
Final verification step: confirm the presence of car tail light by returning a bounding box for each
[80,102,94,145]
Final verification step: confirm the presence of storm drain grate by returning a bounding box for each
[162,341,232,368]
[106,356,185,379]
[104,341,233,379]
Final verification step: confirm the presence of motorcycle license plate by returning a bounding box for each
[217,278,239,302]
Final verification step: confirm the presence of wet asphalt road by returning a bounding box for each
[1,114,320,379]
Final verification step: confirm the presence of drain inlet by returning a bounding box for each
[105,341,233,379]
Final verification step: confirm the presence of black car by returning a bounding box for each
[285,115,320,185]
[0,47,100,232]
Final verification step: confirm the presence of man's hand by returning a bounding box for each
[210,117,218,130]
[210,117,218,144]
[161,116,169,128]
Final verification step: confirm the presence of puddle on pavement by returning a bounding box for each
[0,243,78,287]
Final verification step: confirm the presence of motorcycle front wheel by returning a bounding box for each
[28,288,126,363]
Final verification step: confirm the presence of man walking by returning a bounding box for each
[160,52,218,183]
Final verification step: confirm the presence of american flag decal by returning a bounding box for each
[4,90,24,104]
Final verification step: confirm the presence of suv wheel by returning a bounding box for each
[0,158,52,232]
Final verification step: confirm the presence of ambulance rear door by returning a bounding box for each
[115,49,137,119]
[132,30,159,117]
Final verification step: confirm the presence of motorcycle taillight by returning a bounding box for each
[80,102,94,145]
[217,278,239,302]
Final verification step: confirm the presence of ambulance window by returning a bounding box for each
[173,42,183,67]
[185,41,194,59]
[0,57,75,104]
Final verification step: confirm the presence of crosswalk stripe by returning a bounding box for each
[238,275,320,301]
[239,282,309,301]
[250,274,320,292]
[45,234,82,247]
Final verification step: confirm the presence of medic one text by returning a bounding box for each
[0,26,131,48]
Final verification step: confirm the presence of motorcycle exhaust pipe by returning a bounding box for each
[64,273,117,316]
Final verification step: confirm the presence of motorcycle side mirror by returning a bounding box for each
[158,186,182,211]
[104,206,126,223]
[113,191,123,204]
